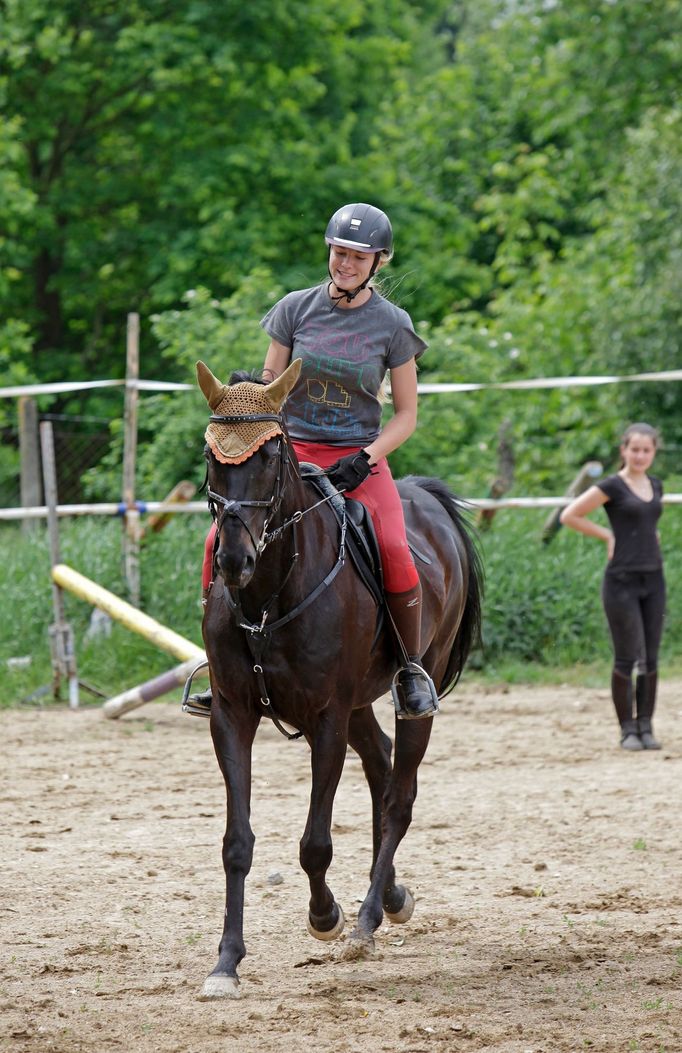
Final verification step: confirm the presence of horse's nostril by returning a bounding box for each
[217,545,255,588]
[238,556,255,588]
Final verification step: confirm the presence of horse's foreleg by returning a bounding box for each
[300,712,348,942]
[199,701,260,1001]
[347,718,433,955]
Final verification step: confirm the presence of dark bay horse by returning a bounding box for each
[195,358,483,1000]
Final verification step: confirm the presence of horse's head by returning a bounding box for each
[197,358,302,588]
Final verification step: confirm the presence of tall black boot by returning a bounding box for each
[386,582,438,720]
[611,670,642,751]
[636,671,661,750]
[187,587,212,715]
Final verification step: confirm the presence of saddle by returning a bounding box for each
[300,464,384,608]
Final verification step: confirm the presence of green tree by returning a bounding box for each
[0,0,454,389]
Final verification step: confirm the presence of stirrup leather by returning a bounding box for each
[390,661,439,719]
[181,659,211,718]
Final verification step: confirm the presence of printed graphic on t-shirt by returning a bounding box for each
[294,321,384,439]
[307,378,351,409]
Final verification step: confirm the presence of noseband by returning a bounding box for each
[206,412,289,556]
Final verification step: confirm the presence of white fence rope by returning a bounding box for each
[2,367,682,399]
[2,494,682,521]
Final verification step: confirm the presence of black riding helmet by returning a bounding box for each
[325,202,393,255]
[325,203,393,306]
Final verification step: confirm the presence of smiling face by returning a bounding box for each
[621,432,657,474]
[328,245,379,294]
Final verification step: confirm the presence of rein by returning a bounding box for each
[207,412,348,740]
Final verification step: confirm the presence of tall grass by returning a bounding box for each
[476,505,681,682]
[1,501,680,707]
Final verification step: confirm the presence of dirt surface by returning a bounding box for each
[3,678,682,1053]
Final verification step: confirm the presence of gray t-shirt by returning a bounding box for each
[260,282,427,446]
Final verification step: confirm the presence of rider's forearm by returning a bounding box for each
[560,512,612,543]
[363,409,416,464]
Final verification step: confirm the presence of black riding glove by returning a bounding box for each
[326,450,373,493]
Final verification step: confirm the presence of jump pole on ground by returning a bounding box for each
[102,656,208,719]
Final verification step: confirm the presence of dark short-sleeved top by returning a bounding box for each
[596,473,663,572]
[260,282,427,446]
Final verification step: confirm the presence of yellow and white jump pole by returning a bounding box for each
[51,563,207,719]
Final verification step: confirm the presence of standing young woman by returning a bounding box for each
[194,202,436,719]
[560,424,666,750]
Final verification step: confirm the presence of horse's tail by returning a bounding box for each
[409,476,484,697]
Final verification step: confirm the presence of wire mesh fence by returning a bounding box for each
[0,413,115,508]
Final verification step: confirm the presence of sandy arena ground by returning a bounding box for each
[2,678,682,1053]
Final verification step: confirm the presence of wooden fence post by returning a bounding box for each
[19,396,41,535]
[40,421,79,708]
[475,420,515,531]
[122,312,140,606]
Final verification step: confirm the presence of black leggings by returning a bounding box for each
[601,569,666,678]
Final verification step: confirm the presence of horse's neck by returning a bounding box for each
[247,472,335,601]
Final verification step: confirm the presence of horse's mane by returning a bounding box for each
[228,369,267,386]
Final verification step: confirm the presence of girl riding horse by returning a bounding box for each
[194,202,438,719]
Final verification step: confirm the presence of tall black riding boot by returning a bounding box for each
[636,670,661,749]
[611,670,642,751]
[187,586,212,715]
[386,582,438,720]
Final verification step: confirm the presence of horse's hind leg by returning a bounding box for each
[300,711,348,942]
[347,718,433,956]
[348,707,414,923]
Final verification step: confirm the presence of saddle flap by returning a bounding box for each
[300,465,384,607]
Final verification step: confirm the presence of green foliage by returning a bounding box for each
[1,0,681,575]
[479,511,610,664]
[0,0,452,383]
[0,319,35,495]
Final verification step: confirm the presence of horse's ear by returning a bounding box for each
[263,358,302,412]
[196,361,229,410]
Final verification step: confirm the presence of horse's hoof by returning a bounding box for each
[198,973,241,1000]
[341,929,376,961]
[307,904,345,942]
[385,887,415,925]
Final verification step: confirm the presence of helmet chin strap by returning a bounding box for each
[328,250,381,311]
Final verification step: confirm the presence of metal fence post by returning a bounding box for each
[122,312,140,606]
[40,420,79,708]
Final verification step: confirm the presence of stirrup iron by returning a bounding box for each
[390,661,439,720]
[181,658,211,718]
